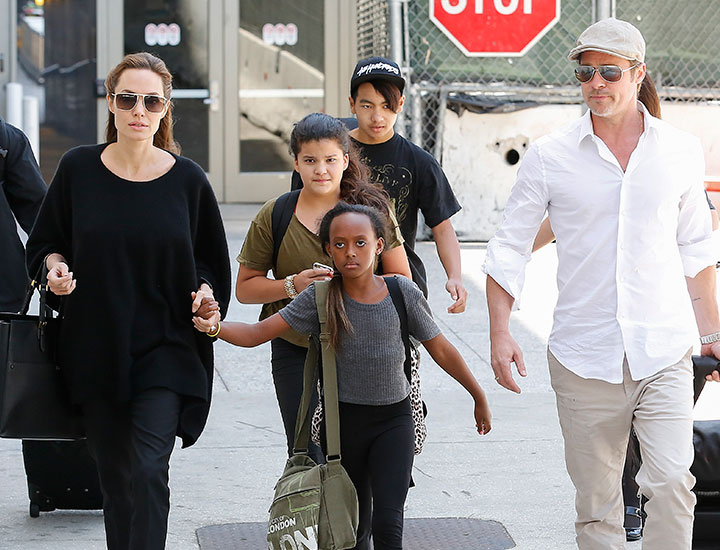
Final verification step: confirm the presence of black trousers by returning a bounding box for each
[271,338,323,463]
[82,388,182,550]
[326,397,414,550]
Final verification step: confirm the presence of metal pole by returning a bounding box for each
[388,0,405,135]
[6,82,22,128]
[596,0,615,21]
[22,95,39,163]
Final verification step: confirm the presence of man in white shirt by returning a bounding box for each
[484,18,720,549]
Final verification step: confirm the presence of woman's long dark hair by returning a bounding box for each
[318,202,389,350]
[289,113,393,221]
[104,52,180,153]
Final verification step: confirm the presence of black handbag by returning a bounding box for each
[0,264,84,440]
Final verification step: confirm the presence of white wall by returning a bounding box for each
[441,104,582,241]
[442,102,720,241]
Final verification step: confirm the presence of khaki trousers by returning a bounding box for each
[548,349,696,550]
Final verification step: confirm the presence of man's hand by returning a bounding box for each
[700,341,720,382]
[490,330,527,393]
[446,277,468,314]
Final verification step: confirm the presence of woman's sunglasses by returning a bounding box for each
[111,93,169,113]
[574,64,639,83]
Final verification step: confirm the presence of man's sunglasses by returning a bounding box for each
[111,93,169,113]
[574,64,639,83]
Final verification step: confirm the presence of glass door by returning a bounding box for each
[122,0,224,194]
[223,0,327,202]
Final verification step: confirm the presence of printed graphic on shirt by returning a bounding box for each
[363,159,413,225]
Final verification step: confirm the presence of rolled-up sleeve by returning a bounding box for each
[677,139,717,277]
[482,144,549,306]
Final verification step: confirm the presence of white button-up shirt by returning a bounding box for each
[483,103,716,383]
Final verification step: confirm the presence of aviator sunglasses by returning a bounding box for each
[574,64,639,83]
[111,92,169,113]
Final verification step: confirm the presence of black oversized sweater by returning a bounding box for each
[26,144,231,447]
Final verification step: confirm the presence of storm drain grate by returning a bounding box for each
[197,517,515,549]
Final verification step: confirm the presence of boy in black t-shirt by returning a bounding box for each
[349,57,466,310]
[290,58,466,311]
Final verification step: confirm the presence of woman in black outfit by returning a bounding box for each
[26,52,231,550]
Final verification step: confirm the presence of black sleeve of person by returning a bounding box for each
[0,119,46,233]
[416,154,461,228]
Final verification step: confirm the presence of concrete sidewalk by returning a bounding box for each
[0,203,655,549]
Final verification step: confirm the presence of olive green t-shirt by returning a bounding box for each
[237,197,404,347]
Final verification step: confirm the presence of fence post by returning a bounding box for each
[595,0,615,21]
[387,0,406,135]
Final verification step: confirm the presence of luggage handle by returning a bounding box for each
[692,355,720,404]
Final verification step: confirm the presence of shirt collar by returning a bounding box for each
[577,100,659,147]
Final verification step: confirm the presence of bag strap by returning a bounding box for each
[314,280,342,459]
[291,280,342,460]
[271,190,301,271]
[18,261,50,316]
[384,275,412,383]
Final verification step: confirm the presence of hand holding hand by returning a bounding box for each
[191,284,214,314]
[293,267,333,293]
[192,313,220,333]
[490,330,527,393]
[47,261,76,295]
[446,278,468,314]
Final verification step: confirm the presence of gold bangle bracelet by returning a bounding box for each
[207,321,221,338]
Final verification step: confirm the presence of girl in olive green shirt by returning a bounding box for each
[235,113,410,461]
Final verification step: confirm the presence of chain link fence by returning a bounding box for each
[616,1,720,99]
[357,0,391,60]
[355,0,720,156]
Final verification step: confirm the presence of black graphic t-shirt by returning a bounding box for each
[354,134,460,296]
[290,131,461,296]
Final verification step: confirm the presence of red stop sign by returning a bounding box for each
[430,0,561,56]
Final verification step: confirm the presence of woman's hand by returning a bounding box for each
[193,314,219,333]
[293,267,333,294]
[47,260,76,295]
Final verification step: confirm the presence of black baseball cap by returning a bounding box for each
[350,56,405,95]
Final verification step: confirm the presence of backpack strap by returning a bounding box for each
[291,280,342,461]
[384,275,412,383]
[271,189,301,270]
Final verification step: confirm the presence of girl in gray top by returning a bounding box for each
[194,202,491,550]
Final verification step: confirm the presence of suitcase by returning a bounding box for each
[22,439,103,517]
[691,356,720,549]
